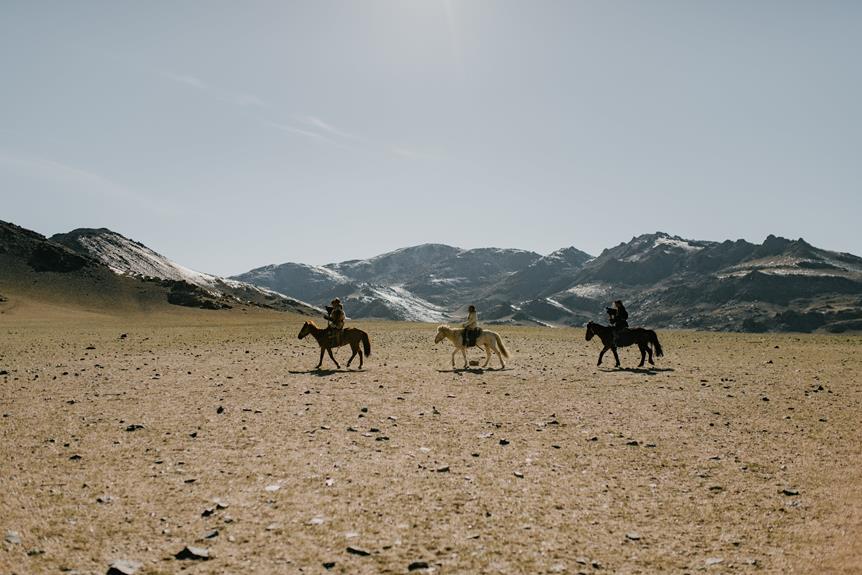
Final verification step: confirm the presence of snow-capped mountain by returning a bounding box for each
[233,243,542,322]
[235,232,862,332]
[51,228,317,314]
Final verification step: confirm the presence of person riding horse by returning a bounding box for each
[462,304,481,347]
[606,300,629,345]
[324,298,346,345]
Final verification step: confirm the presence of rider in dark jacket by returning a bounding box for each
[607,300,629,345]
[608,300,628,329]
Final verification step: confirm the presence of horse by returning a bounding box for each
[298,320,371,370]
[585,321,664,368]
[434,325,509,369]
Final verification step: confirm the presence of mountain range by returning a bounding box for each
[2,219,860,332]
[233,233,862,332]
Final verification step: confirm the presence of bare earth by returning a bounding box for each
[1,302,860,574]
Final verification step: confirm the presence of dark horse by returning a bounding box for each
[298,320,371,370]
[585,321,663,368]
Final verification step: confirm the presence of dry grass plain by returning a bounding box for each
[1,301,860,574]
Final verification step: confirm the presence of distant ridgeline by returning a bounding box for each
[232,233,862,332]
[2,219,860,332]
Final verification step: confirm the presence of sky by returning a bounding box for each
[2,1,860,277]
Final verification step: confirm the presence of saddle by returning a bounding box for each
[463,327,483,347]
[324,327,343,347]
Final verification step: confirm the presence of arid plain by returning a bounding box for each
[1,300,860,574]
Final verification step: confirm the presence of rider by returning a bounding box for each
[607,300,629,345]
[462,304,478,346]
[324,298,346,344]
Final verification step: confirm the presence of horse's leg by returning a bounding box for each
[461,347,468,369]
[316,347,325,369]
[597,346,607,366]
[482,344,491,368]
[451,347,457,368]
[646,341,655,365]
[611,346,621,368]
[327,347,340,369]
[496,342,505,369]
[346,343,358,368]
[638,343,646,367]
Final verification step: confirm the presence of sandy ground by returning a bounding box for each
[1,304,860,574]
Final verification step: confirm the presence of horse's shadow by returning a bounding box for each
[437,367,509,374]
[599,366,675,375]
[288,369,364,377]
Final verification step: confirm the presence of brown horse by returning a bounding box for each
[298,320,371,370]
[585,321,663,368]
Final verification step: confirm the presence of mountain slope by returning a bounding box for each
[51,228,317,315]
[0,220,179,313]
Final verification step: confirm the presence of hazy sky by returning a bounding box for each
[2,1,860,276]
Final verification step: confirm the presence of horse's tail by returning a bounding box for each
[650,331,664,357]
[495,332,510,358]
[362,331,371,357]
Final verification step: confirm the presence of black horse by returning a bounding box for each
[585,321,664,368]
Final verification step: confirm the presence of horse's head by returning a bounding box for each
[298,321,313,339]
[434,325,449,344]
[585,322,595,341]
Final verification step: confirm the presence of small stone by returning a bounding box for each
[175,546,210,560]
[625,532,641,541]
[125,424,144,432]
[308,516,325,525]
[513,471,524,478]
[201,507,215,517]
[323,562,336,570]
[107,559,142,575]
[782,488,800,496]
[216,406,224,414]
[69,454,82,461]
[200,529,219,540]
[96,495,114,504]
[626,440,639,446]
[347,546,371,556]
[408,561,430,571]
[5,531,21,544]
[436,465,450,473]
[499,439,510,446]
[265,483,281,492]
[705,557,723,566]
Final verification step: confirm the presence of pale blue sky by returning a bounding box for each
[2,1,860,276]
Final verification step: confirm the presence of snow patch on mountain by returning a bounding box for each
[76,233,216,287]
[357,285,450,323]
[654,237,704,252]
[565,283,612,299]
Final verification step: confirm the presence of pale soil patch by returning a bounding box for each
[1,309,860,574]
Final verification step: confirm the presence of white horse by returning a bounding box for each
[434,325,509,369]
